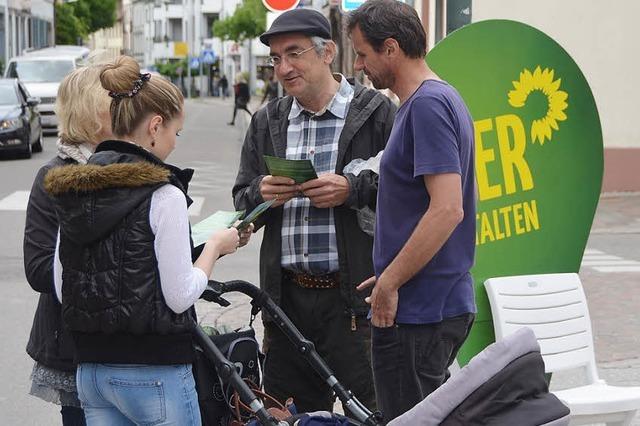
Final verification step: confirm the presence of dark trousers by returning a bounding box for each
[229,103,252,124]
[372,313,474,423]
[263,278,376,413]
[61,405,86,426]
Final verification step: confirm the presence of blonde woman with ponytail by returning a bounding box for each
[43,56,248,425]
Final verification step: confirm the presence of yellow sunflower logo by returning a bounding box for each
[508,66,568,145]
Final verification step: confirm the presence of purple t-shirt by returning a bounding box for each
[374,80,476,324]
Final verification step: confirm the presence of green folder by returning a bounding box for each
[191,210,244,247]
[264,155,318,183]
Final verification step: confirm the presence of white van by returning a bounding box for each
[4,50,85,133]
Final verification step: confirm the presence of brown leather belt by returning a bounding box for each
[283,269,340,289]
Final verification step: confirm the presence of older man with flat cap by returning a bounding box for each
[232,8,396,412]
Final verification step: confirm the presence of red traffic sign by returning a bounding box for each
[262,0,300,12]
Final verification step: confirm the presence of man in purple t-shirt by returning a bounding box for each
[348,0,476,421]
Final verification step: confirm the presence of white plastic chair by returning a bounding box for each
[484,272,640,426]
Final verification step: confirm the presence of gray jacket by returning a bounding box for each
[232,79,396,315]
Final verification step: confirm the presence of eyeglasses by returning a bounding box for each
[268,46,315,67]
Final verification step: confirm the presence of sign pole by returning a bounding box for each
[187,53,191,99]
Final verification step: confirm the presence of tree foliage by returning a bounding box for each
[72,0,117,34]
[213,0,267,42]
[55,0,116,45]
[55,3,87,45]
[154,58,204,79]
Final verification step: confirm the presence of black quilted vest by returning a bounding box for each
[48,141,197,364]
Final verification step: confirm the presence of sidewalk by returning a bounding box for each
[592,192,640,234]
[553,192,640,425]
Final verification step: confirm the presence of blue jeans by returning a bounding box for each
[76,363,201,426]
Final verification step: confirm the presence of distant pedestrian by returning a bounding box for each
[261,72,279,105]
[219,74,229,99]
[23,62,112,426]
[228,75,252,125]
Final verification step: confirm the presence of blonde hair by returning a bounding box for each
[55,64,111,146]
[100,55,183,137]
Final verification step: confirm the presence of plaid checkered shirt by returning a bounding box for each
[281,75,354,274]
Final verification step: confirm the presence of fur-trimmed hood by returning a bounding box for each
[45,159,172,246]
[44,162,170,196]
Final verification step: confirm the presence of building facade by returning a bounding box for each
[0,0,55,70]
[125,0,259,95]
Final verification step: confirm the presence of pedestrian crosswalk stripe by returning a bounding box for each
[591,266,640,273]
[188,196,204,217]
[583,249,604,255]
[0,191,30,211]
[582,255,623,261]
[0,191,207,217]
[581,248,640,273]
[581,260,640,266]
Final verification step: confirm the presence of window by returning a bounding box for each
[447,0,471,35]
[168,18,183,42]
[203,13,219,39]
[154,20,163,42]
[434,0,472,44]
[0,85,19,105]
[7,60,74,83]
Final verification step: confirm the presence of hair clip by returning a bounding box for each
[108,73,152,99]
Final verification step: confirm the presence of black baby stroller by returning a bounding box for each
[194,279,377,426]
[193,280,571,426]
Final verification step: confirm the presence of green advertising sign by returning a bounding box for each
[426,20,603,363]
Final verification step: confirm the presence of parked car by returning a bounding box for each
[0,79,43,159]
[4,52,84,134]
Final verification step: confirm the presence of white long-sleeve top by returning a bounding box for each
[54,184,208,314]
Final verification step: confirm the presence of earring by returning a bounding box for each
[151,139,155,147]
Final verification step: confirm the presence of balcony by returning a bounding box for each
[201,0,224,13]
[154,3,184,19]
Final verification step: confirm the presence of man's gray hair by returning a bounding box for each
[311,36,338,56]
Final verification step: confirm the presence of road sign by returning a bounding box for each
[341,0,365,12]
[262,0,300,12]
[342,0,406,12]
[190,57,200,69]
[201,49,216,64]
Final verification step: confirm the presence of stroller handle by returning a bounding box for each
[202,280,383,426]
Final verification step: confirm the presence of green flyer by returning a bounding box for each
[264,155,318,183]
[191,210,244,247]
[236,199,275,230]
